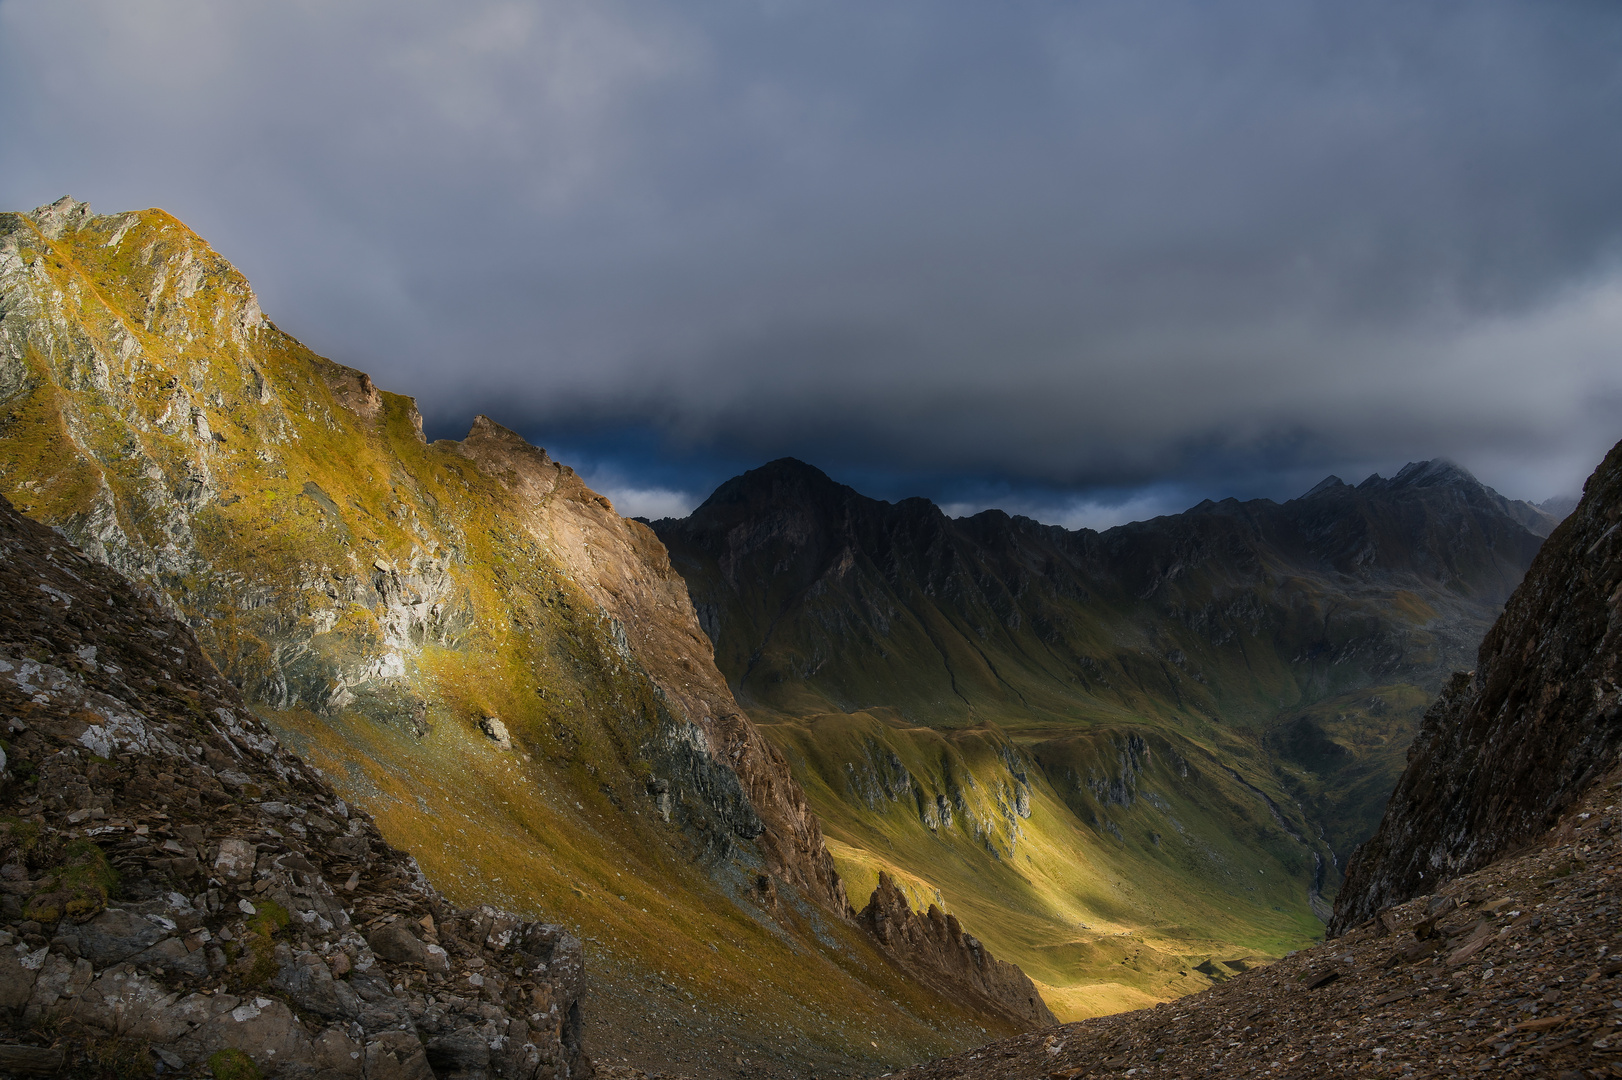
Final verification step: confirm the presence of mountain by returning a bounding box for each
[1333,436,1622,930]
[651,456,1556,1012]
[892,435,1622,1080]
[0,197,1048,1075]
[0,490,589,1078]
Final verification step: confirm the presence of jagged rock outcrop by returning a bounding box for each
[860,873,1056,1030]
[0,492,588,1077]
[1332,436,1622,932]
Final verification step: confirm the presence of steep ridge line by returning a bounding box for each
[1333,435,1622,930]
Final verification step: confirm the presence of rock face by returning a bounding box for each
[1332,437,1622,931]
[0,198,840,921]
[860,873,1056,1030]
[0,492,587,1077]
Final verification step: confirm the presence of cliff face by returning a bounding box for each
[0,491,588,1079]
[0,198,837,918]
[1332,436,1622,932]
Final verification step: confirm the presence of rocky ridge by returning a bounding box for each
[0,490,588,1078]
[859,872,1057,1030]
[0,196,1049,1066]
[1334,436,1622,931]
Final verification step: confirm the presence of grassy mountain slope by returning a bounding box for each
[0,197,1026,1076]
[653,458,1554,1016]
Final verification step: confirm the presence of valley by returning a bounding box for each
[653,457,1556,1016]
[0,193,1578,1077]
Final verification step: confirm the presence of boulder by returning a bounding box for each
[367,921,427,965]
[52,907,168,965]
[363,1030,436,1080]
[480,716,513,750]
[213,838,257,884]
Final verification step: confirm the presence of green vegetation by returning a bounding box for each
[655,458,1540,1017]
[207,1048,262,1080]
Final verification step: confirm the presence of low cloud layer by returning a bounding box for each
[3,0,1620,520]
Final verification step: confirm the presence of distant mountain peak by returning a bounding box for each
[698,456,851,511]
[1388,458,1481,490]
[1302,475,1348,498]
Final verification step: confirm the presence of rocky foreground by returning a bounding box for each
[893,770,1622,1079]
[0,491,589,1078]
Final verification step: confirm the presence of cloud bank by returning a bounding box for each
[3,0,1620,517]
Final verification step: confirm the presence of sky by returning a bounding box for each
[3,1,1621,528]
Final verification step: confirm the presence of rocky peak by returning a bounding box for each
[1301,475,1348,498]
[859,872,1057,1031]
[696,457,852,512]
[1332,435,1622,931]
[1384,457,1482,492]
[23,196,93,240]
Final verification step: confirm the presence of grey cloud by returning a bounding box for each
[3,0,1620,509]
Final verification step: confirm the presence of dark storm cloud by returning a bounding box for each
[3,0,1621,522]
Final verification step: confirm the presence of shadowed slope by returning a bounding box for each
[1333,435,1622,931]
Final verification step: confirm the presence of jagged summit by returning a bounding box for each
[24,195,94,239]
[1301,475,1348,498]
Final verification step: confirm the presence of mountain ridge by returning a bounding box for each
[652,449,1556,1013]
[0,196,1048,1074]
[888,433,1622,1080]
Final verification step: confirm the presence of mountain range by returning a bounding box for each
[652,454,1556,1010]
[0,195,1588,1077]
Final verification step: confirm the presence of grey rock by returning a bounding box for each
[363,1031,436,1080]
[126,935,211,977]
[425,1030,492,1072]
[269,948,351,1019]
[0,945,38,1009]
[214,837,257,884]
[52,907,167,965]
[367,922,426,966]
